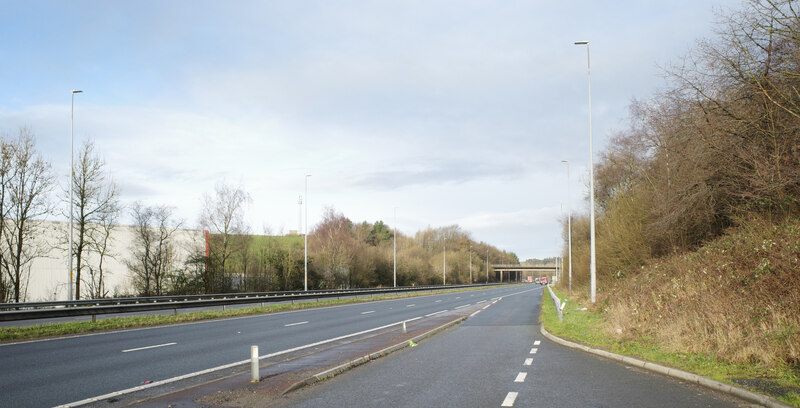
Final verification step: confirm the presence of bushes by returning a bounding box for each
[603,216,800,367]
[560,0,800,370]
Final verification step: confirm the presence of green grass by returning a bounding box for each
[541,287,800,406]
[0,286,499,342]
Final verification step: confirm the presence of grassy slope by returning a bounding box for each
[544,217,800,406]
[542,288,800,406]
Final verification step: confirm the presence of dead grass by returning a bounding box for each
[602,216,800,369]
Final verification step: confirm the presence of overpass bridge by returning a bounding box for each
[492,264,557,282]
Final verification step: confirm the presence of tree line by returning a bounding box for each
[0,131,517,301]
[562,0,800,288]
[167,182,518,295]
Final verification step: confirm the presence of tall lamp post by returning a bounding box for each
[469,245,472,284]
[304,174,311,291]
[68,89,82,301]
[574,40,597,303]
[442,244,446,285]
[561,160,573,292]
[486,248,489,283]
[393,207,397,288]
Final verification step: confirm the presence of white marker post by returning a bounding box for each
[250,345,259,382]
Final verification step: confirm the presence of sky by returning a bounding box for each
[0,0,742,260]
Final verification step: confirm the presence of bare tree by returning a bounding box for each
[126,202,180,296]
[66,139,120,299]
[1,129,55,302]
[312,207,355,288]
[86,197,120,298]
[198,181,251,293]
[0,136,13,302]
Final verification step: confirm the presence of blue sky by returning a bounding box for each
[1,0,741,260]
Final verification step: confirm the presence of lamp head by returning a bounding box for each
[574,41,588,45]
[72,90,83,94]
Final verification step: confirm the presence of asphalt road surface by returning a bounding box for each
[0,285,524,408]
[274,286,752,408]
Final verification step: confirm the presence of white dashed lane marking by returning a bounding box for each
[534,340,541,346]
[514,372,527,383]
[406,304,415,307]
[524,358,533,366]
[360,311,375,315]
[530,348,538,354]
[121,342,176,353]
[501,392,518,407]
[454,304,470,309]
[284,321,308,327]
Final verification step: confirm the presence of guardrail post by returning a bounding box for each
[91,314,96,323]
[250,345,259,382]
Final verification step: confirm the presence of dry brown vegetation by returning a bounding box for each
[605,216,800,366]
[561,0,800,370]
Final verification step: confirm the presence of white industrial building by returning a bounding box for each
[12,220,203,302]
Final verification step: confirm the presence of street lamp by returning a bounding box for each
[69,89,82,302]
[442,244,446,285]
[304,174,311,291]
[574,40,597,303]
[486,248,489,283]
[469,245,472,284]
[393,207,397,288]
[561,160,573,292]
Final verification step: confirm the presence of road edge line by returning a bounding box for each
[539,323,793,408]
[282,316,468,395]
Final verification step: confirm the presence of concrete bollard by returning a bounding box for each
[251,345,259,382]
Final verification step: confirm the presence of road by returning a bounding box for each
[0,285,523,408]
[274,286,750,407]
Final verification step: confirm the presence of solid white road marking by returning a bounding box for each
[406,304,415,307]
[121,342,176,353]
[524,358,533,366]
[482,305,490,310]
[454,304,470,309]
[424,310,448,317]
[435,300,442,303]
[360,311,375,315]
[501,392,519,407]
[284,321,308,327]
[469,310,480,317]
[534,340,541,346]
[514,372,527,383]
[530,348,538,354]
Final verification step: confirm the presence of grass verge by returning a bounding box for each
[541,287,800,407]
[0,286,500,342]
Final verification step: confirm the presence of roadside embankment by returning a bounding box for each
[543,254,800,408]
